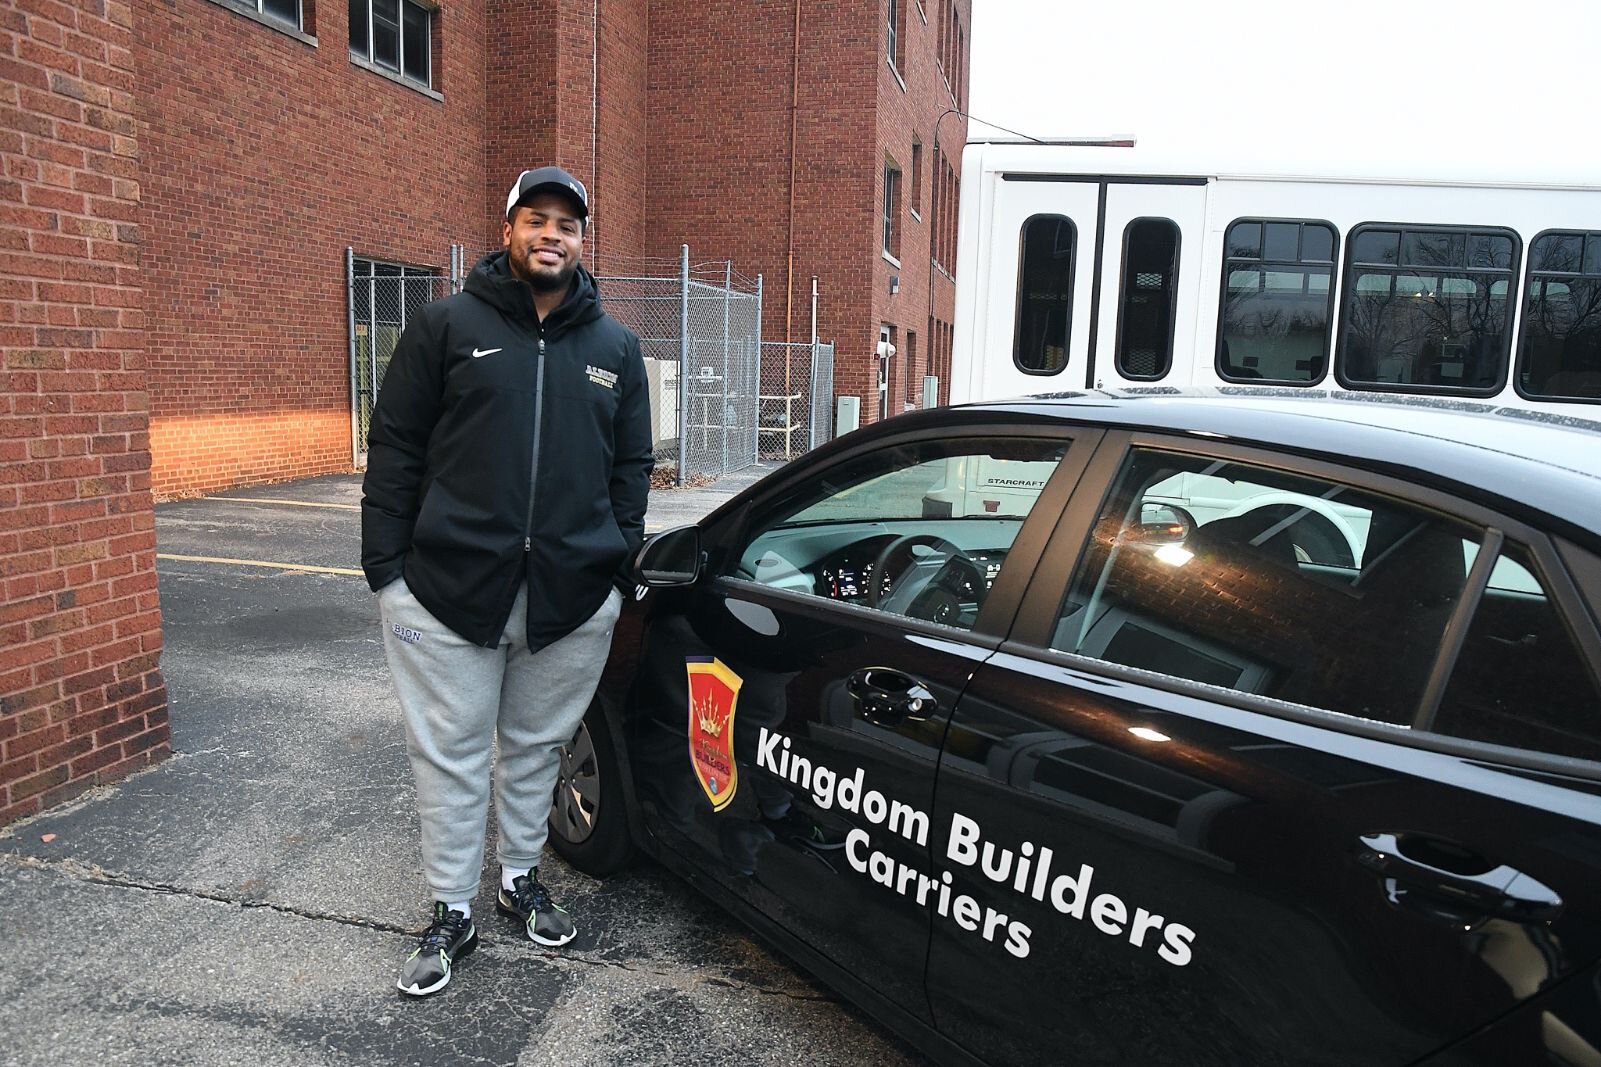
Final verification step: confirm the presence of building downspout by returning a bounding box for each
[783,0,801,343]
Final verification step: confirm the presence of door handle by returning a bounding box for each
[1355,832,1563,924]
[846,667,937,726]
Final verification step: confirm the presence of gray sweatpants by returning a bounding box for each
[379,577,623,902]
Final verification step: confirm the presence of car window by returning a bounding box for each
[727,437,1068,631]
[1049,447,1482,725]
[1435,543,1601,762]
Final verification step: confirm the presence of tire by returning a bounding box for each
[547,702,635,875]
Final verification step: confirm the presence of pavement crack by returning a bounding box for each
[0,853,420,937]
[2,855,838,1004]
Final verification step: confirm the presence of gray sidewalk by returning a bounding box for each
[643,461,783,532]
[0,464,923,1067]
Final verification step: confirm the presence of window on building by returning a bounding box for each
[1115,218,1180,380]
[1015,214,1075,375]
[948,176,960,272]
[222,0,304,31]
[883,160,902,260]
[1337,224,1517,393]
[351,0,434,88]
[904,329,920,403]
[910,140,923,218]
[1516,231,1601,401]
[887,0,905,74]
[1218,219,1339,384]
[956,22,965,106]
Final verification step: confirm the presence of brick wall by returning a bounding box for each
[1,0,166,824]
[645,0,968,425]
[646,0,874,365]
[592,0,645,270]
[871,0,966,416]
[483,0,559,247]
[482,0,647,271]
[138,0,490,497]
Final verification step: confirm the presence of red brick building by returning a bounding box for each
[2,0,164,824]
[0,0,968,821]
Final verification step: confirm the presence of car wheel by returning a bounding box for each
[548,703,635,875]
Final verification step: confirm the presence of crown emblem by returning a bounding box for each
[694,693,724,737]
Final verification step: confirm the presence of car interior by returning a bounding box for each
[730,440,1066,631]
[1052,452,1479,725]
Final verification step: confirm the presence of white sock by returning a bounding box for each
[502,865,530,892]
[446,900,472,920]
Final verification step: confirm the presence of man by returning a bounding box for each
[361,166,653,997]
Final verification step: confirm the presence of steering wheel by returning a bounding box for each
[866,534,988,625]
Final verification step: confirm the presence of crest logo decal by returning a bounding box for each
[686,656,742,811]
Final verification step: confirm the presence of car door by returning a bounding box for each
[925,432,1601,1066]
[623,418,1100,1024]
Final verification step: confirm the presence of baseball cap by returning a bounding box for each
[505,166,589,222]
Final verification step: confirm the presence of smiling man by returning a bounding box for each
[361,166,653,997]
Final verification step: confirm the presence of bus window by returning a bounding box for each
[1337,224,1518,394]
[1115,218,1180,380]
[1217,219,1338,385]
[1517,231,1601,401]
[1015,214,1076,375]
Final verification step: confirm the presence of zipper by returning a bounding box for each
[524,332,546,554]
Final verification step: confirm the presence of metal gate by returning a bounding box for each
[347,248,457,466]
[758,339,835,460]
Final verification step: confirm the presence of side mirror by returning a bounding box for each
[634,525,702,587]
[1119,503,1196,546]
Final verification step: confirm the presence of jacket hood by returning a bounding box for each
[465,250,603,335]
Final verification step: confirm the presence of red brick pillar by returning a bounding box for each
[1,0,167,825]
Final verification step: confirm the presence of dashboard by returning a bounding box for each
[737,519,1027,624]
[817,536,1008,604]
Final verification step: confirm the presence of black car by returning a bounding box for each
[548,391,1601,1067]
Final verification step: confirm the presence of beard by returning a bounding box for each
[509,245,578,293]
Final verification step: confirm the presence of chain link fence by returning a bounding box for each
[349,245,834,482]
[595,251,762,483]
[758,340,835,460]
[347,249,457,464]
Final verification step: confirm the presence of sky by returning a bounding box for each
[967,0,1601,171]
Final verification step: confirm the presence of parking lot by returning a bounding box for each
[0,471,928,1067]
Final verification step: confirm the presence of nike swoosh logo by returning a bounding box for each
[471,347,502,359]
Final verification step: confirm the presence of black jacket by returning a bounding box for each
[361,253,653,651]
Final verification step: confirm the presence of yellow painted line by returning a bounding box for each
[204,496,361,511]
[156,554,364,577]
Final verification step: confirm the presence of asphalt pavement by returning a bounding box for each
[0,462,930,1067]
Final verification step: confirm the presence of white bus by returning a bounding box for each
[948,140,1601,413]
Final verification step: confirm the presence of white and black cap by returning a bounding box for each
[505,166,589,222]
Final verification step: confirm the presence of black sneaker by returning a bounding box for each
[397,902,478,997]
[496,871,576,947]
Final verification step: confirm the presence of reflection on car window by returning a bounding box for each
[728,437,1068,631]
[1435,544,1601,762]
[1050,448,1481,725]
